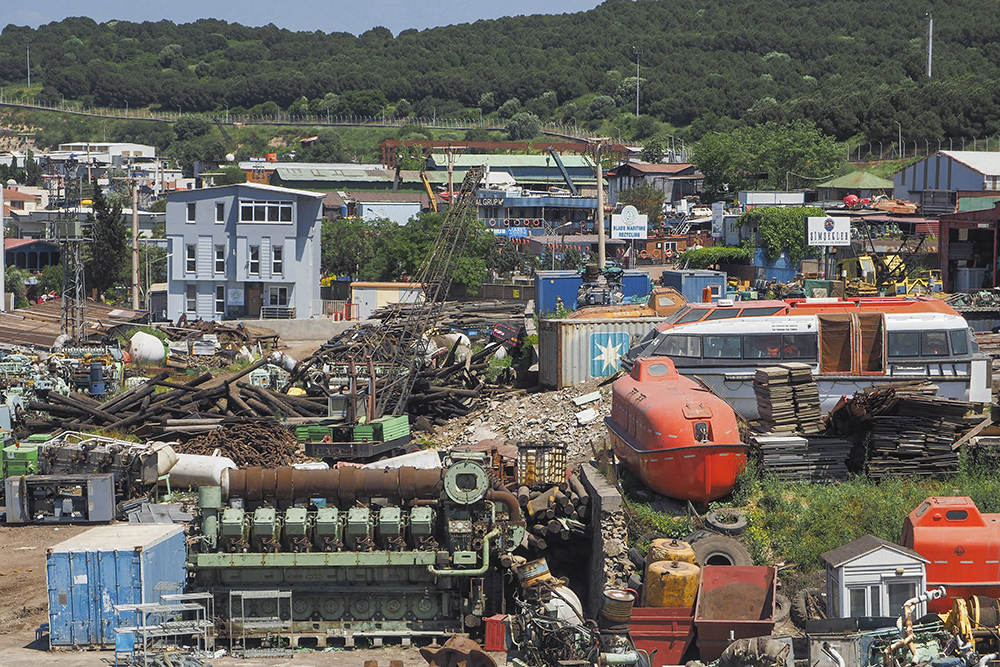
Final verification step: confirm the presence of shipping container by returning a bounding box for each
[538,317,661,388]
[535,270,655,315]
[660,270,727,303]
[46,524,187,649]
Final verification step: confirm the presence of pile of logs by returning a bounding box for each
[515,471,592,552]
[26,359,328,441]
[173,422,301,467]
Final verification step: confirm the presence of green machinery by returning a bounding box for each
[188,453,525,644]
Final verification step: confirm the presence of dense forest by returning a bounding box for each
[1,0,1000,144]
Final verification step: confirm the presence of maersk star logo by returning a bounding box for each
[590,332,631,377]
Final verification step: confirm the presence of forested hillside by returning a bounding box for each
[1,0,999,142]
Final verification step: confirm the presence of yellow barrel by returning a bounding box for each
[643,560,701,608]
[646,538,696,567]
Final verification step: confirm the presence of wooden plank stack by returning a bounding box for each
[753,363,824,434]
[865,392,970,479]
[755,433,853,482]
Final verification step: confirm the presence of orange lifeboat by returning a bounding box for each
[605,357,747,503]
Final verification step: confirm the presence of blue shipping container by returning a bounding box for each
[661,269,727,303]
[46,524,187,648]
[535,269,653,315]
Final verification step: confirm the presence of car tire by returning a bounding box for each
[689,534,753,567]
[705,508,749,536]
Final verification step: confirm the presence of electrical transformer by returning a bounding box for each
[188,453,525,642]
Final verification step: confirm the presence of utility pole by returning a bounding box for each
[25,39,30,88]
[632,46,642,117]
[131,179,141,310]
[926,13,933,78]
[593,138,607,268]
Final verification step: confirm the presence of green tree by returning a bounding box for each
[84,180,129,298]
[692,120,843,202]
[321,217,395,277]
[36,264,64,294]
[214,165,247,185]
[505,112,541,140]
[737,206,825,263]
[497,98,521,120]
[175,116,211,140]
[639,138,664,163]
[4,267,29,307]
[24,150,42,187]
[617,183,666,229]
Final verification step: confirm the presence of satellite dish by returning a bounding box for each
[6,178,15,186]
[226,153,235,162]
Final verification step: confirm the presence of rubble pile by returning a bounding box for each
[599,509,635,589]
[432,378,614,464]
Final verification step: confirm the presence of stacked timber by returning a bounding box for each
[753,363,824,433]
[26,359,328,441]
[511,470,592,553]
[754,433,853,482]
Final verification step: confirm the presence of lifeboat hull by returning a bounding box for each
[606,418,748,503]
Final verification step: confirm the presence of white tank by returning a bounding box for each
[130,331,166,363]
[166,452,237,488]
[149,441,179,477]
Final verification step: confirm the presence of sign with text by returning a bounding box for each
[806,216,851,247]
[611,205,648,240]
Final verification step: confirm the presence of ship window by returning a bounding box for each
[665,307,691,324]
[921,331,950,356]
[782,334,817,359]
[950,329,970,356]
[677,309,707,324]
[703,335,742,359]
[888,332,920,357]
[946,509,968,521]
[742,306,786,317]
[915,502,931,517]
[654,334,701,358]
[744,334,782,359]
[705,308,741,321]
[646,363,670,376]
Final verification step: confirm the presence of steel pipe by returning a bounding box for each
[224,466,444,503]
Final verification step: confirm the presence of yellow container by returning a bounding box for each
[646,538,696,567]
[643,560,701,608]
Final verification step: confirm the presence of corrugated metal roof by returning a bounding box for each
[430,154,595,169]
[939,151,1000,177]
[50,524,184,552]
[817,171,894,189]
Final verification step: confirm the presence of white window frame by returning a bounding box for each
[185,244,196,273]
[249,245,260,275]
[215,245,225,274]
[272,245,283,275]
[239,200,293,223]
[215,202,225,223]
[268,286,288,306]
[186,284,196,312]
[186,202,196,222]
[215,285,225,315]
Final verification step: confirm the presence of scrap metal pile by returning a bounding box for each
[24,359,326,440]
[171,421,300,467]
[285,300,527,426]
[827,381,974,478]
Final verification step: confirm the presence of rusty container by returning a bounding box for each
[694,565,777,662]
[646,538,697,567]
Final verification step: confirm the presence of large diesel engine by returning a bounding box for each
[188,453,525,643]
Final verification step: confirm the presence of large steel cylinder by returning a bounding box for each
[643,560,701,608]
[646,538,696,567]
[223,466,445,503]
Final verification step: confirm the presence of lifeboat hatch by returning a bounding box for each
[694,421,711,442]
[683,402,713,419]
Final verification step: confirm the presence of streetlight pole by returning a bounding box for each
[632,46,642,117]
[896,121,903,159]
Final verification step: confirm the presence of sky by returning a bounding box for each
[4,0,606,36]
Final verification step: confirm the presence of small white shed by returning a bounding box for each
[820,535,928,619]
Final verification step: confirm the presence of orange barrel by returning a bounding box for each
[646,538,696,567]
[643,560,701,608]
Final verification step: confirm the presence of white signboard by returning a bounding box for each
[611,205,649,240]
[806,216,851,247]
[227,288,244,306]
[711,202,725,238]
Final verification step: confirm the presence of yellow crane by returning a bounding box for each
[421,172,438,213]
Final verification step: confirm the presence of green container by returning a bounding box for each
[353,423,376,442]
[296,424,334,442]
[3,443,39,477]
[372,415,410,442]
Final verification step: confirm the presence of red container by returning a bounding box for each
[694,566,776,662]
[629,606,695,665]
[484,614,509,652]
